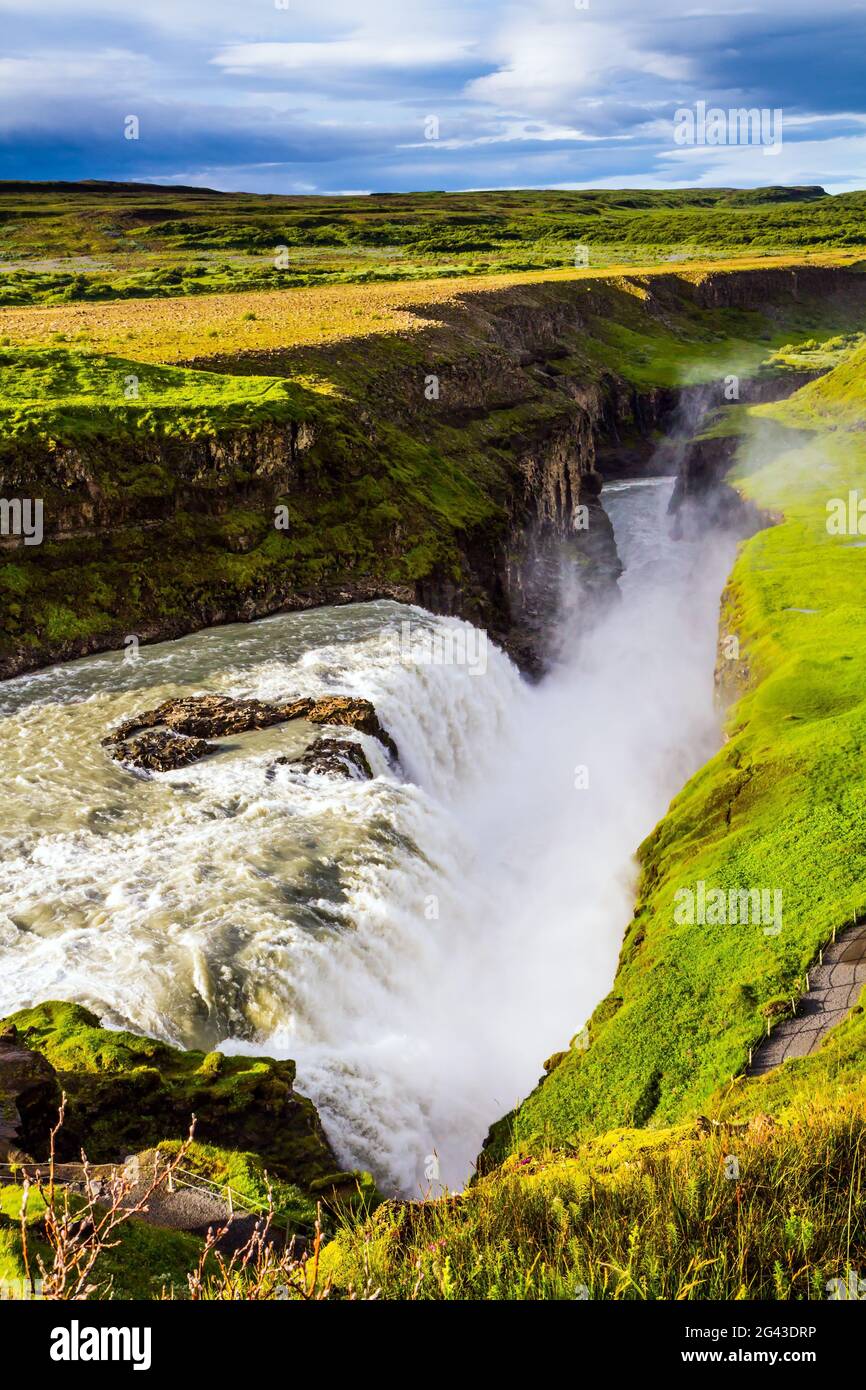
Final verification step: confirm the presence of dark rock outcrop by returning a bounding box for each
[305,695,398,758]
[0,1024,62,1161]
[106,694,316,744]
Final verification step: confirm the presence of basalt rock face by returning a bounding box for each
[0,421,316,542]
[103,693,397,771]
[667,431,781,542]
[0,1025,62,1161]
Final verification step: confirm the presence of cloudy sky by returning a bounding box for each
[1,0,864,193]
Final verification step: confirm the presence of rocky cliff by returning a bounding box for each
[2,263,864,679]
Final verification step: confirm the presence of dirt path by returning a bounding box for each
[3,1157,268,1252]
[748,921,866,1076]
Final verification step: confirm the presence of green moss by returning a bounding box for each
[1,1001,337,1189]
[0,345,313,448]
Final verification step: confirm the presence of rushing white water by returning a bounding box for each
[0,477,737,1194]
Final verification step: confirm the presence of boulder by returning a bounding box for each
[305,696,398,758]
[104,694,315,744]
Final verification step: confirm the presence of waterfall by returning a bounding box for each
[0,478,737,1196]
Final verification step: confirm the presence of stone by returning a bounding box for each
[304,696,398,758]
[271,736,373,781]
[103,694,314,744]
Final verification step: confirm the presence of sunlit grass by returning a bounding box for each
[0,254,858,364]
[321,1098,866,1299]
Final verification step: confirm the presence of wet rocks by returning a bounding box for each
[271,737,373,781]
[304,695,398,758]
[0,1024,62,1162]
[105,694,314,744]
[107,729,217,773]
[103,692,398,772]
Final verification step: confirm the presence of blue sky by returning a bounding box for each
[1,0,865,193]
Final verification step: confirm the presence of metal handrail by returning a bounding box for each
[0,1159,300,1232]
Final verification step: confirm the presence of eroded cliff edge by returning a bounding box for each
[2,263,864,678]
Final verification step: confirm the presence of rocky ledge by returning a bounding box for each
[0,1002,380,1239]
[1,1001,337,1182]
[103,693,398,771]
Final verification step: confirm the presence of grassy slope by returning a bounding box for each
[0,1184,205,1300]
[0,346,312,443]
[319,1099,866,1299]
[486,341,866,1159]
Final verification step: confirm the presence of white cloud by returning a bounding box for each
[212,38,477,77]
[399,119,634,151]
[465,19,693,117]
[0,50,154,130]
